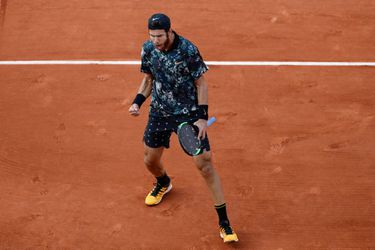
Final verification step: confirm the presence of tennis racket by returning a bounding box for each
[177,117,216,156]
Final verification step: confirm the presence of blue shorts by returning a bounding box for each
[143,115,210,154]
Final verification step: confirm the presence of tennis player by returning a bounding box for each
[129,13,238,243]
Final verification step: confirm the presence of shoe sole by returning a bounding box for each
[220,231,239,243]
[147,184,172,206]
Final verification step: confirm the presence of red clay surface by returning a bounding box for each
[1,1,375,250]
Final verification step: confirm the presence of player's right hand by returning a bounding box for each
[129,104,140,116]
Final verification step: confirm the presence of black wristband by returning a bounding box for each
[198,105,208,120]
[132,93,146,108]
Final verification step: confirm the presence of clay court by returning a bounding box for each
[1,1,375,249]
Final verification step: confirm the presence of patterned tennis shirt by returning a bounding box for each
[140,32,208,118]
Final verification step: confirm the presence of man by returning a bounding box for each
[129,13,238,243]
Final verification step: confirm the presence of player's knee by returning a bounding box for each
[197,163,214,178]
[194,152,213,177]
[144,154,156,167]
[143,150,159,167]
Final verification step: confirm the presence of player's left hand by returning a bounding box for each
[194,119,208,139]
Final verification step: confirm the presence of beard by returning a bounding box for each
[155,32,170,51]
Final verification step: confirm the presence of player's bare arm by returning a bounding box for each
[129,73,153,116]
[194,75,209,139]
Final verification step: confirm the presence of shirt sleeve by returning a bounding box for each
[140,46,152,74]
[186,45,208,80]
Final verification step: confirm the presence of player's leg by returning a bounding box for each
[192,150,224,206]
[143,144,172,206]
[193,151,239,243]
[143,119,173,205]
[143,144,165,177]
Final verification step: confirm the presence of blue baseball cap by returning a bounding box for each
[148,13,171,31]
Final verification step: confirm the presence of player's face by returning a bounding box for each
[149,29,169,51]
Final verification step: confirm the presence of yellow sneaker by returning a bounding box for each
[145,183,172,206]
[220,224,239,243]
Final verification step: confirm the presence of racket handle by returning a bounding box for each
[207,116,216,127]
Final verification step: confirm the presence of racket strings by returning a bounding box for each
[180,126,200,152]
